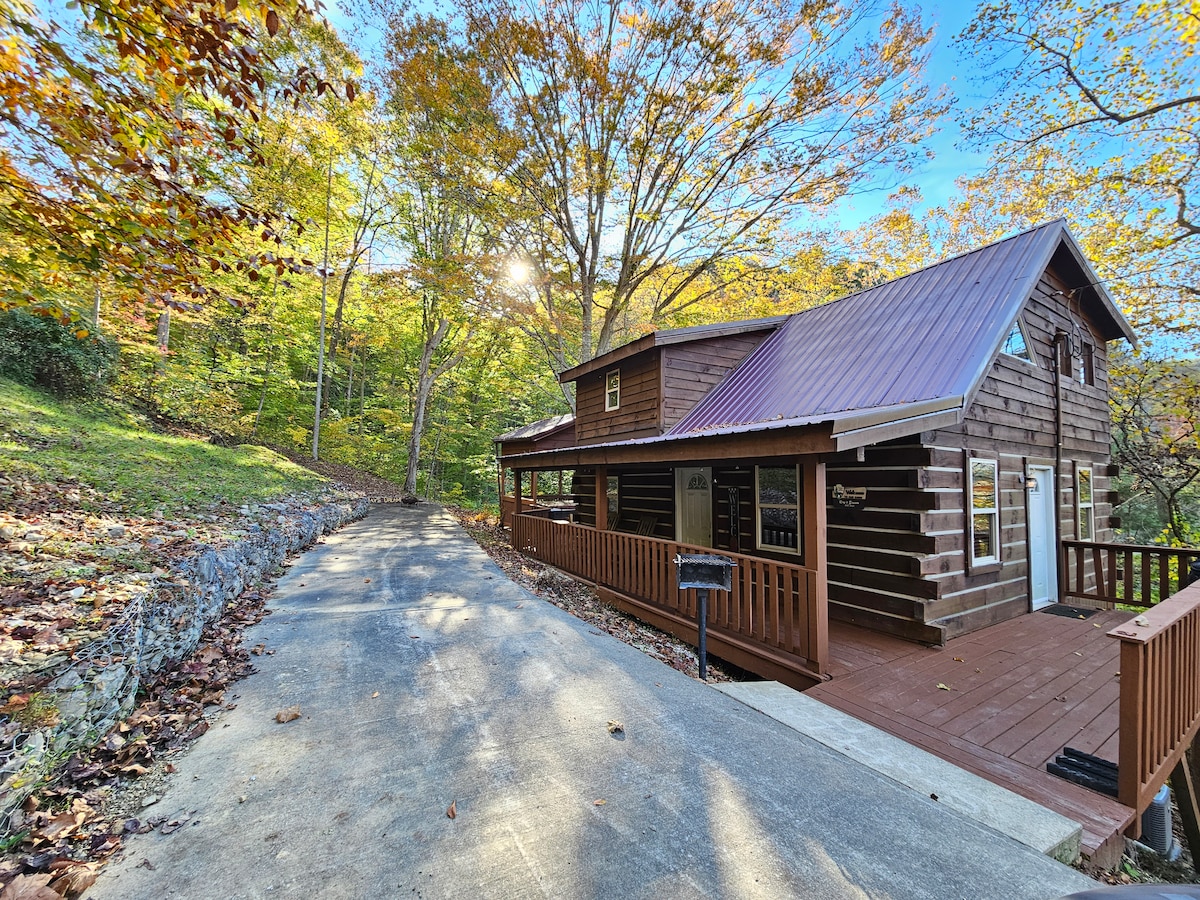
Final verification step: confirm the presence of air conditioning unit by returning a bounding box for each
[1141,784,1181,861]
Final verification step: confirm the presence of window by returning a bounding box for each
[1078,467,1094,540]
[1002,320,1034,364]
[605,370,620,411]
[969,458,999,565]
[756,465,800,554]
[1078,344,1095,386]
[1058,339,1072,379]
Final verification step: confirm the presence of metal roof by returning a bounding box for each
[495,413,574,443]
[558,316,789,383]
[668,219,1134,444]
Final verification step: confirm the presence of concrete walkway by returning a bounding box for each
[86,504,1096,899]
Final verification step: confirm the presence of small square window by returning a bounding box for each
[1078,344,1095,386]
[605,370,620,411]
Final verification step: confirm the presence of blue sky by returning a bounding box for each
[830,0,990,227]
[330,0,994,231]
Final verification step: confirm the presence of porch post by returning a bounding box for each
[594,466,608,530]
[514,469,524,516]
[802,458,829,671]
[531,471,539,504]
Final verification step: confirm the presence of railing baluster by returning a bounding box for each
[1124,549,1135,604]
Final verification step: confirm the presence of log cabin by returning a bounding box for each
[498,219,1137,679]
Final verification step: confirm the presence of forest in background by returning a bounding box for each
[0,0,1197,544]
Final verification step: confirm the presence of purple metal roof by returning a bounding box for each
[669,220,1079,437]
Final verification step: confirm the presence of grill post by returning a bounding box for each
[674,554,736,681]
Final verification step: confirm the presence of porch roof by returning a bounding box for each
[495,413,574,444]
[499,418,838,469]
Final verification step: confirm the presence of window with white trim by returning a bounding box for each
[605,370,620,411]
[969,458,999,564]
[1078,467,1094,540]
[756,465,800,554]
[1002,319,1034,364]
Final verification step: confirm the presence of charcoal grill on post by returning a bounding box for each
[674,554,736,681]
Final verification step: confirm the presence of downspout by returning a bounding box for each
[1052,330,1067,600]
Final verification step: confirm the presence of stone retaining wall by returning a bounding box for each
[0,496,369,826]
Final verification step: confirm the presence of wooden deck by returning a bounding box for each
[808,607,1139,861]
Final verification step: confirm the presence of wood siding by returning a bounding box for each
[570,468,676,540]
[575,353,662,443]
[661,334,770,430]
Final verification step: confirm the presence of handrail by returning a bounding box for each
[499,494,574,527]
[1063,540,1200,608]
[512,512,827,675]
[1108,582,1200,825]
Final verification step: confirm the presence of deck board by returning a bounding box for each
[811,608,1137,858]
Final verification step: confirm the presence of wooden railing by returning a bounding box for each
[1063,540,1200,608]
[512,512,827,680]
[499,494,573,528]
[1109,583,1200,823]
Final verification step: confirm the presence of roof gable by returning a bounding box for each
[557,316,788,383]
[669,220,1134,446]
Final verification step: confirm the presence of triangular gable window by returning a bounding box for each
[1002,319,1034,364]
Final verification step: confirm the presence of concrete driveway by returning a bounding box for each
[86,503,1096,899]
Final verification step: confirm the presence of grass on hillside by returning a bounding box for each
[0,379,329,516]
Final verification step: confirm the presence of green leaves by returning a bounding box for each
[0,0,330,316]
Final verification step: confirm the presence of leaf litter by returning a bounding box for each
[448,509,742,684]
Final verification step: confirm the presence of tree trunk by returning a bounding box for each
[313,151,333,461]
[251,343,275,437]
[404,371,435,496]
[403,315,461,496]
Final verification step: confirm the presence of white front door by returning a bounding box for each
[676,467,713,548]
[1027,466,1058,609]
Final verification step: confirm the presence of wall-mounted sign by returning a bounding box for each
[831,484,867,508]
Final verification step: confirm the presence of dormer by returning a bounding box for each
[559,317,787,444]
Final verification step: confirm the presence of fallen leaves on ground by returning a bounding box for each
[0,873,60,900]
[0,583,276,891]
[446,801,456,820]
[275,706,301,724]
[448,509,740,684]
[0,457,387,893]
[607,720,624,735]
